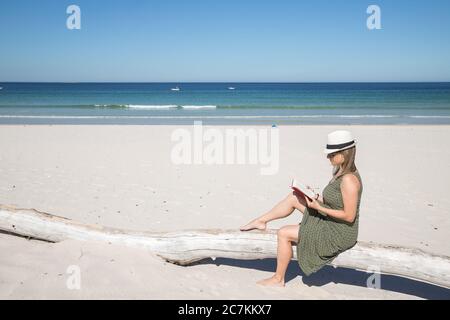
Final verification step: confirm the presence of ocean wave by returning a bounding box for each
[93,104,128,109]
[1,104,450,111]
[95,104,217,110]
[127,105,178,109]
[181,105,217,110]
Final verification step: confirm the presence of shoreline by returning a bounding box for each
[1,123,450,126]
[2,122,450,126]
[1,122,450,124]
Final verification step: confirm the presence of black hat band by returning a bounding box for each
[326,140,355,150]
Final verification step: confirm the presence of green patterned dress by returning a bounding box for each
[297,170,363,276]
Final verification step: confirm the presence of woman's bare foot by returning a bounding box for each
[256,275,285,287]
[240,218,267,231]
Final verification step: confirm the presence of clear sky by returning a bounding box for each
[1,0,450,82]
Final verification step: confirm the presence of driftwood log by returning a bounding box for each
[1,204,449,289]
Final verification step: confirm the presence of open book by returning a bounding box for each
[290,179,316,200]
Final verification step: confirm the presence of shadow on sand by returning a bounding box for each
[195,257,450,299]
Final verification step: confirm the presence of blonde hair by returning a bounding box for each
[332,146,357,180]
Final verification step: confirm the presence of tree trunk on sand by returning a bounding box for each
[1,204,449,289]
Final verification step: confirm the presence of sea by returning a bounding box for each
[0,82,449,125]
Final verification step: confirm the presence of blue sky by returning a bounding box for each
[0,0,449,82]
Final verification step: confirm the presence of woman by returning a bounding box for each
[240,130,363,287]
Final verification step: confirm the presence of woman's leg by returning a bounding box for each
[257,224,300,286]
[240,192,307,231]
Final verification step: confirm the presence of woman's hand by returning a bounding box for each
[306,185,320,200]
[305,196,321,210]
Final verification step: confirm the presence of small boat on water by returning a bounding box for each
[171,86,180,91]
[228,87,235,90]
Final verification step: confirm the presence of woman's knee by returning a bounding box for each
[288,192,306,211]
[277,225,292,239]
[278,225,299,242]
[285,192,298,206]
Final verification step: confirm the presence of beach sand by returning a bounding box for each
[0,124,449,299]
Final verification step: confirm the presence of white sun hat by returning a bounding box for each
[324,130,357,154]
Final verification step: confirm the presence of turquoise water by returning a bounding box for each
[0,82,449,124]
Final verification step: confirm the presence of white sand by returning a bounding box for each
[0,124,449,299]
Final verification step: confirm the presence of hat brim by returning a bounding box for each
[323,141,357,154]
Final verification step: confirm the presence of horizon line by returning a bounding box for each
[1,81,450,84]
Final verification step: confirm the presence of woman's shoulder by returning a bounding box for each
[340,171,362,189]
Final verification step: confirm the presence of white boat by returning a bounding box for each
[171,86,180,91]
[228,87,235,90]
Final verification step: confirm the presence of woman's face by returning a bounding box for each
[327,151,344,166]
